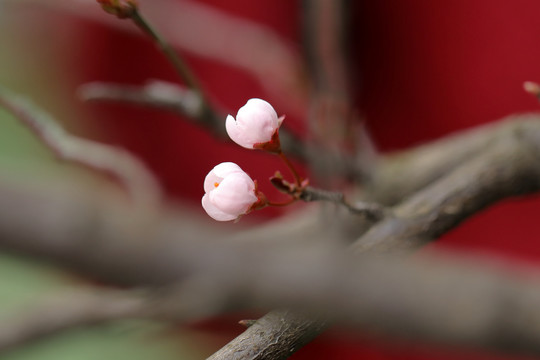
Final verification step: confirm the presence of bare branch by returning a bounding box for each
[365,115,540,205]
[6,240,540,356]
[354,131,540,252]
[0,87,163,207]
[79,81,203,119]
[79,80,316,163]
[302,0,350,97]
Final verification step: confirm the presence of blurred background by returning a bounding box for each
[2,0,540,359]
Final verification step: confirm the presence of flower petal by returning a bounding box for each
[226,114,251,149]
[244,98,278,119]
[212,162,244,178]
[202,194,237,221]
[209,173,257,215]
[204,162,244,193]
[227,99,280,148]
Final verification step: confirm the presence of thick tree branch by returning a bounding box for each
[365,114,540,205]
[6,241,540,356]
[354,131,540,252]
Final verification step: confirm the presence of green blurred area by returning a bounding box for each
[0,5,217,359]
[0,253,205,360]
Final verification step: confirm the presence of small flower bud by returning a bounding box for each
[96,0,138,19]
[202,162,259,221]
[524,81,540,97]
[226,98,284,152]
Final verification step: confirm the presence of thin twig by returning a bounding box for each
[0,86,163,207]
[129,8,201,95]
[127,6,220,124]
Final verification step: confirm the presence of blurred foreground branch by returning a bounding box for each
[0,86,163,207]
[5,232,540,355]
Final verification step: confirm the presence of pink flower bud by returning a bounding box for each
[226,98,284,150]
[202,162,259,221]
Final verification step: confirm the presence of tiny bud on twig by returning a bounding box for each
[524,81,540,97]
[96,0,138,19]
[238,319,257,328]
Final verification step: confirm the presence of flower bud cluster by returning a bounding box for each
[202,99,284,221]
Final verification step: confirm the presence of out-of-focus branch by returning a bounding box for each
[122,4,223,129]
[79,81,201,117]
[301,0,374,184]
[302,0,350,97]
[78,80,316,162]
[7,239,540,355]
[0,86,162,207]
[0,289,148,352]
[79,1,367,181]
[78,80,225,135]
[364,115,540,205]
[6,0,307,117]
[354,130,540,252]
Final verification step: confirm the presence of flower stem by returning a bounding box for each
[278,151,302,187]
[267,197,297,207]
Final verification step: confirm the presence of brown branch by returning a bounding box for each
[0,86,163,207]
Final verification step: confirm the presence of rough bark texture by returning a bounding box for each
[207,310,326,360]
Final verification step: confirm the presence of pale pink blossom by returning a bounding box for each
[225,98,283,150]
[202,162,259,221]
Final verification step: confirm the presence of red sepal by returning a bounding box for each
[253,129,281,153]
